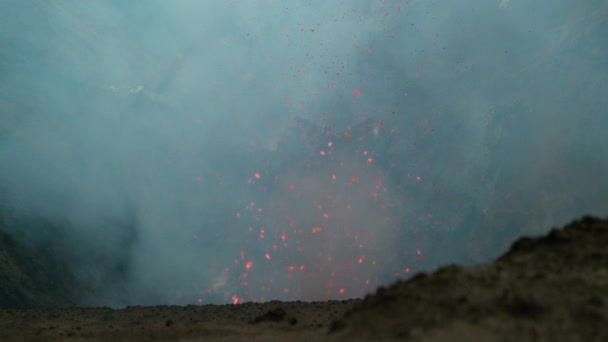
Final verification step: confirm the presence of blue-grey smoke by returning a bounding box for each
[1,0,607,307]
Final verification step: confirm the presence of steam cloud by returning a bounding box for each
[1,0,607,307]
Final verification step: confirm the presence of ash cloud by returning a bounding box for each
[0,0,607,307]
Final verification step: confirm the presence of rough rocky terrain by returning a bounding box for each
[0,215,606,341]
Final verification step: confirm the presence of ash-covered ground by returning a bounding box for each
[0,215,606,341]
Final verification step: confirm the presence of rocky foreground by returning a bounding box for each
[0,215,606,341]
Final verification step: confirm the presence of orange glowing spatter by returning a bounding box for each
[190,110,436,305]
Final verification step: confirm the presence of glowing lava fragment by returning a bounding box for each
[265,253,271,260]
[332,174,337,180]
[196,177,203,183]
[245,260,253,270]
[415,71,420,77]
[339,288,345,294]
[351,177,359,183]
[320,150,326,156]
[289,184,294,190]
[328,141,333,147]
[312,227,322,233]
[352,89,361,97]
[254,173,261,179]
[367,158,373,165]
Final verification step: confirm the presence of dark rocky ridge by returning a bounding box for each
[329,215,608,341]
[0,228,77,309]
